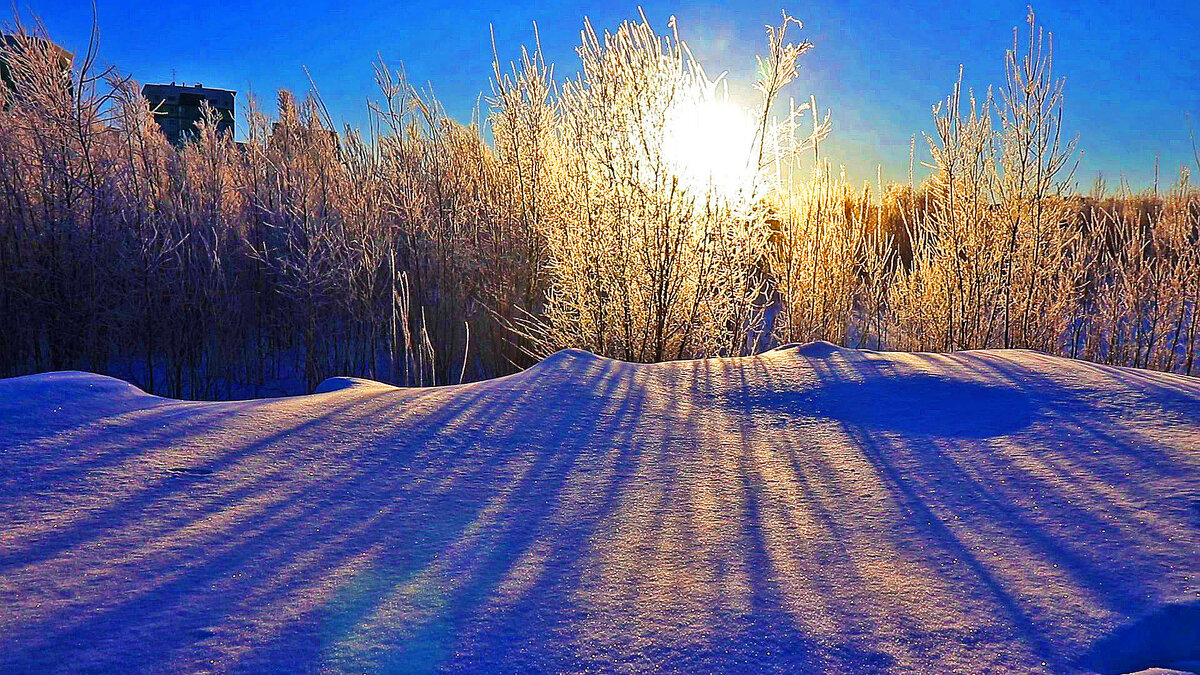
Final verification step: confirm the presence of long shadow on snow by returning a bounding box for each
[781,347,1196,669]
[231,353,650,673]
[739,370,1033,438]
[0,394,388,572]
[412,355,831,674]
[729,356,893,674]
[8,348,1193,673]
[1076,602,1200,674]
[0,393,424,669]
[791,351,1061,668]
[0,374,560,671]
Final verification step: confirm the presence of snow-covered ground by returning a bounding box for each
[1,344,1197,674]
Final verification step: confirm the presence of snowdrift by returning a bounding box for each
[1,344,1197,673]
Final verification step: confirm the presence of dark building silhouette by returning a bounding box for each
[141,82,235,145]
[0,34,73,101]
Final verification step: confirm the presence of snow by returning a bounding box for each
[1,343,1197,674]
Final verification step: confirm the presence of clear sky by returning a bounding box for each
[11,0,1200,190]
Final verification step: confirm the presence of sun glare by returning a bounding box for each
[661,95,760,206]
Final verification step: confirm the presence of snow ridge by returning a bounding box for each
[0,345,1197,673]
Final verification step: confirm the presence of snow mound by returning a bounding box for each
[0,371,166,440]
[1,346,1198,674]
[522,346,611,373]
[783,339,845,357]
[0,370,152,405]
[313,376,399,394]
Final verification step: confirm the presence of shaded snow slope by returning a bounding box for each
[1,345,1197,674]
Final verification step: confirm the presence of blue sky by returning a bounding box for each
[12,0,1200,190]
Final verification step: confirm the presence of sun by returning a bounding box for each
[661,93,761,206]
